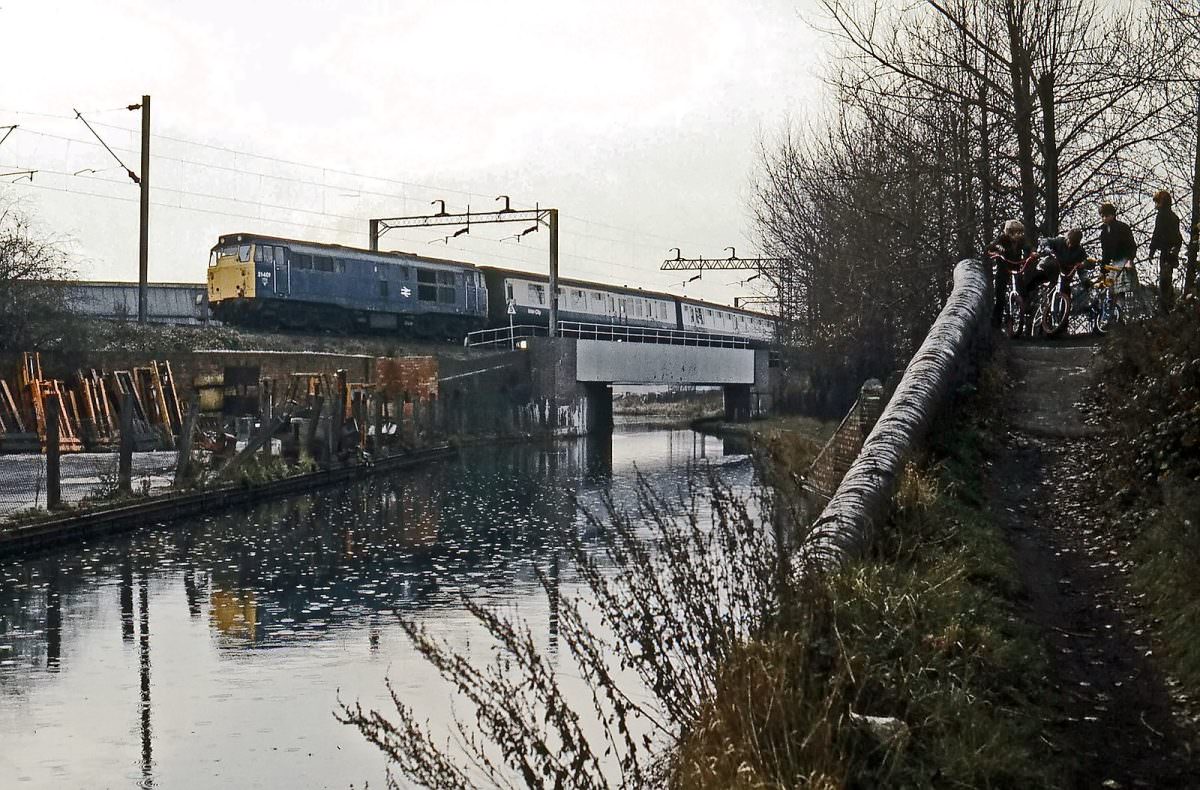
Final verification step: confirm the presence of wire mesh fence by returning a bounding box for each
[0,450,177,520]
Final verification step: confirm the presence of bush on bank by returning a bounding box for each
[1092,299,1200,696]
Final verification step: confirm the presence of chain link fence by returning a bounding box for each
[0,449,177,521]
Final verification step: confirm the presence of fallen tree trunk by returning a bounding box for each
[797,259,991,571]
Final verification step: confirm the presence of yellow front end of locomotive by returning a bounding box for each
[207,244,257,305]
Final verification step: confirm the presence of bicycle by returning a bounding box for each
[988,251,1039,338]
[1038,256,1095,337]
[1086,262,1133,334]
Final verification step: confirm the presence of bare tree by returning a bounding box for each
[1151,0,1200,296]
[820,0,1176,233]
[0,198,75,352]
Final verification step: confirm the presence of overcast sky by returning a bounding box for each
[0,0,828,306]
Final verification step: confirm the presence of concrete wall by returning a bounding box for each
[526,338,611,436]
[62,281,212,325]
[574,340,755,385]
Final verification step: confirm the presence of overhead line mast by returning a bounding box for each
[73,96,151,323]
[660,247,801,343]
[370,197,561,336]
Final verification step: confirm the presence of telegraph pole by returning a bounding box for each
[137,95,150,324]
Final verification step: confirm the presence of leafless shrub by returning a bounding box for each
[0,198,77,352]
[338,464,828,788]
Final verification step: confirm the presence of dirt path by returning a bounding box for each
[997,340,1200,788]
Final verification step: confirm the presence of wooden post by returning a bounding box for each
[373,392,384,456]
[119,392,134,494]
[331,370,347,460]
[306,394,324,464]
[46,395,61,509]
[173,401,199,487]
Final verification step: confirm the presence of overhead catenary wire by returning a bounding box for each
[1,155,672,279]
[4,169,687,292]
[1,110,683,247]
[0,108,753,302]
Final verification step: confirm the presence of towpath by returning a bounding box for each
[996,340,1199,788]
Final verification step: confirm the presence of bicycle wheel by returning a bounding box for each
[1095,294,1121,334]
[1004,291,1024,338]
[1042,290,1070,337]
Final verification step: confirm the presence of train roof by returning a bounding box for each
[478,265,776,321]
[215,233,480,270]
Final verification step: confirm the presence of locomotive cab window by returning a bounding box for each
[417,269,457,303]
[238,245,252,262]
[417,269,437,301]
[438,272,456,304]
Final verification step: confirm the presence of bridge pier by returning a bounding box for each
[723,384,753,423]
[583,382,613,433]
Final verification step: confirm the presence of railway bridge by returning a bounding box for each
[461,322,775,435]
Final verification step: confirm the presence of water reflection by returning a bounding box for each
[0,427,750,789]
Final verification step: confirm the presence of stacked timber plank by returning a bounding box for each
[0,353,184,454]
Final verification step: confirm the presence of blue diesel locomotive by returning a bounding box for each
[207,233,487,337]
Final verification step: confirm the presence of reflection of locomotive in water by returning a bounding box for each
[206,233,775,344]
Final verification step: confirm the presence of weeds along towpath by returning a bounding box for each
[996,339,1200,787]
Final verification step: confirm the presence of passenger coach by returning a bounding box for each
[479,266,775,344]
[207,234,488,337]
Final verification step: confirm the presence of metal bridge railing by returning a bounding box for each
[557,321,750,348]
[463,325,548,348]
[464,321,752,349]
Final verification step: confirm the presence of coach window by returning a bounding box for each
[314,256,335,273]
[505,283,514,300]
[528,284,545,305]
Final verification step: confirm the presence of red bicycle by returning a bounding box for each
[1038,256,1095,337]
[988,251,1039,338]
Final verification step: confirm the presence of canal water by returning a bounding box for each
[0,426,753,789]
